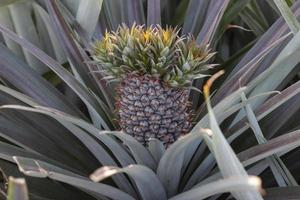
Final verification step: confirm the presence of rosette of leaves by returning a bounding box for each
[0,0,299,200]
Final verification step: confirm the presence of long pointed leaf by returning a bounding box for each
[0,24,113,129]
[196,0,230,45]
[91,165,167,200]
[0,44,83,117]
[147,0,161,26]
[8,1,47,74]
[169,176,262,200]
[76,0,103,39]
[13,157,135,200]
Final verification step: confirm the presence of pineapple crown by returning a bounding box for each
[92,24,215,87]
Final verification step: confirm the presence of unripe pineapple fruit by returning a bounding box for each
[92,24,214,146]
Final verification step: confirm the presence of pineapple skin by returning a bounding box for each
[116,74,192,146]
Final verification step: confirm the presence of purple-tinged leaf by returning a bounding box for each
[147,0,161,26]
[196,0,230,45]
[227,81,300,141]
[122,0,145,26]
[0,44,83,117]
[182,0,210,36]
[46,1,111,105]
[210,1,300,107]
[91,165,167,200]
[264,186,300,200]
[238,129,300,166]
[0,24,114,129]
[54,1,115,103]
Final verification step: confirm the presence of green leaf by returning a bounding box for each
[0,143,96,200]
[219,0,252,33]
[7,177,29,200]
[91,165,167,200]
[0,0,20,7]
[0,105,134,167]
[182,154,215,192]
[238,129,300,166]
[264,186,300,200]
[241,92,298,186]
[239,1,269,36]
[196,0,230,45]
[13,157,136,200]
[32,3,67,63]
[76,0,103,39]
[169,176,262,200]
[148,138,165,165]
[157,133,202,197]
[60,0,80,16]
[209,31,291,110]
[198,128,300,191]
[105,132,157,170]
[47,0,116,112]
[0,24,114,129]
[228,80,300,142]
[0,103,145,196]
[0,6,24,59]
[147,0,161,26]
[202,72,263,199]
[274,0,300,34]
[0,44,84,117]
[246,29,300,110]
[0,86,103,173]
[0,141,75,173]
[8,1,48,74]
[121,0,145,25]
[211,1,300,106]
[101,0,121,31]
[194,87,247,128]
[182,0,210,35]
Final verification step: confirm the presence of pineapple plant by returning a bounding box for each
[92,25,214,145]
[0,0,299,200]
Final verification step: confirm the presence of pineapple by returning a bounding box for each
[92,25,214,145]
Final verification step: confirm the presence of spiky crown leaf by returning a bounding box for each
[92,24,215,87]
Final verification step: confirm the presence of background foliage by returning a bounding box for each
[0,0,299,199]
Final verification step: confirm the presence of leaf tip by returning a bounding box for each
[203,70,225,100]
